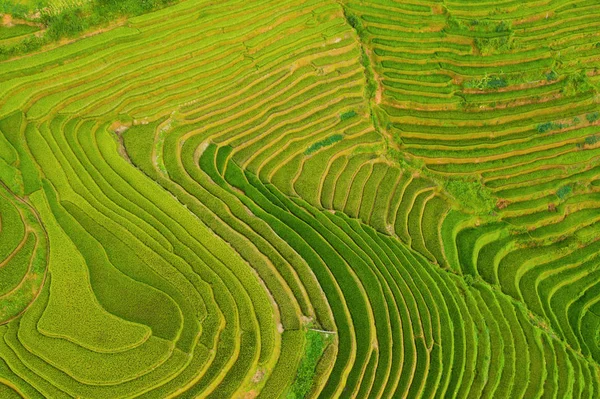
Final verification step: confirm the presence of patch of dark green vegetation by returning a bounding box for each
[465,73,508,90]
[344,12,364,36]
[44,0,176,39]
[463,65,568,92]
[546,70,559,81]
[535,114,588,134]
[343,11,377,101]
[556,184,572,200]
[536,121,565,134]
[286,329,329,399]
[342,7,387,142]
[360,50,377,100]
[0,0,176,59]
[340,110,357,121]
[305,134,343,155]
[360,48,378,101]
[445,14,518,55]
[586,112,599,123]
[584,135,599,146]
[0,1,34,18]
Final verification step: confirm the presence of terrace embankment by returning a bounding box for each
[0,0,598,397]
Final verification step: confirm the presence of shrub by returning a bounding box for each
[344,12,364,36]
[0,33,46,60]
[495,20,511,32]
[305,134,343,155]
[2,0,176,58]
[584,135,599,146]
[0,1,32,19]
[44,7,88,40]
[556,185,572,199]
[470,73,508,90]
[536,122,556,133]
[546,70,558,81]
[586,112,599,123]
[340,110,357,121]
[487,75,508,89]
[359,50,377,99]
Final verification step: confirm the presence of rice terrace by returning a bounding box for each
[0,0,599,397]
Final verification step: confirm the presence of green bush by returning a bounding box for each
[546,70,558,81]
[536,122,558,133]
[444,178,495,214]
[487,75,508,89]
[586,112,599,123]
[44,7,88,40]
[305,134,343,155]
[0,0,36,19]
[495,20,511,32]
[556,185,572,199]
[2,0,176,58]
[340,110,357,121]
[344,12,364,36]
[0,34,46,60]
[359,50,377,100]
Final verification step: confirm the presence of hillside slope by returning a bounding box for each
[0,0,599,397]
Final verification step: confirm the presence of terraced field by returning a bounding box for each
[0,0,599,397]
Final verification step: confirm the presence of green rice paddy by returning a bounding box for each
[0,0,599,397]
